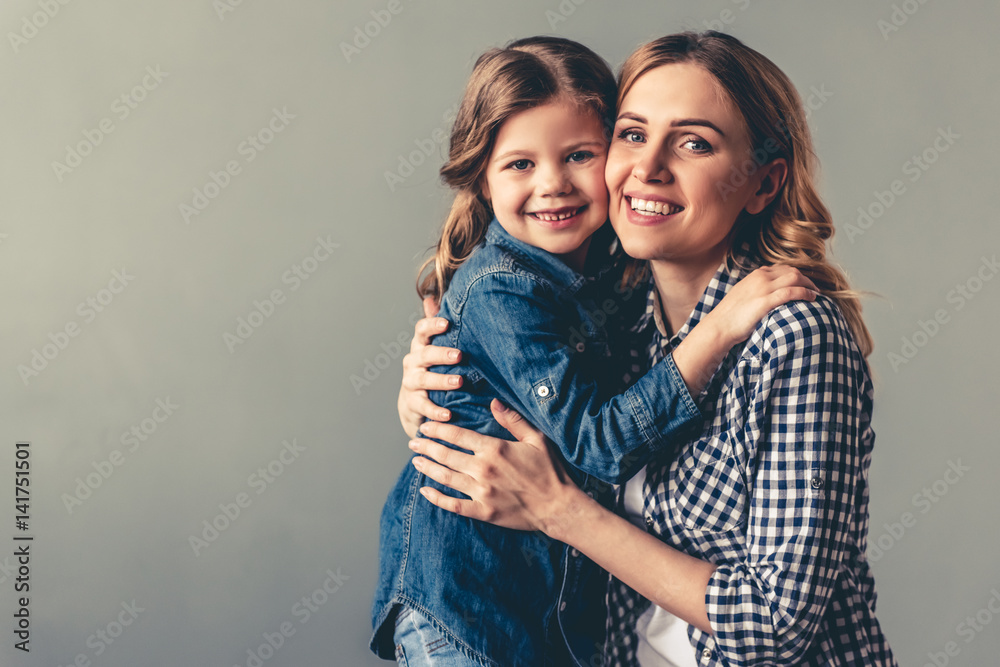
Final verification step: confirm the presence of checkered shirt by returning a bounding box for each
[603,254,897,666]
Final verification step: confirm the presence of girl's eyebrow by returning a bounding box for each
[493,140,605,163]
[616,111,726,137]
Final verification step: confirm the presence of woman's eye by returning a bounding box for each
[617,129,645,144]
[508,159,531,171]
[682,138,711,153]
[567,151,593,163]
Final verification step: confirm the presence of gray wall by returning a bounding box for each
[2,1,998,665]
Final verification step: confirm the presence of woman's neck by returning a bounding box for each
[649,249,726,337]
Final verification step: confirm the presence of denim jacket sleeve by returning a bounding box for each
[457,270,700,484]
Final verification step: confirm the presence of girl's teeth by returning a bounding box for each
[630,197,681,215]
[534,210,577,221]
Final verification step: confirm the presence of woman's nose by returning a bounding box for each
[632,147,672,184]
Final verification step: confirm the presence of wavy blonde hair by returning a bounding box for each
[617,31,873,357]
[417,36,617,301]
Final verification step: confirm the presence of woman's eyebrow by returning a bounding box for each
[671,118,726,136]
[616,112,726,138]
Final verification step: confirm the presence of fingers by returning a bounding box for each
[411,454,478,497]
[418,420,502,455]
[412,317,451,348]
[422,296,440,319]
[765,286,817,311]
[416,485,482,520]
[407,392,451,422]
[489,400,546,445]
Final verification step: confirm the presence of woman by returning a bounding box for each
[400,32,896,666]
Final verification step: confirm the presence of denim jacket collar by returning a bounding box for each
[484,218,619,295]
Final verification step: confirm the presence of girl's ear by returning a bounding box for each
[480,177,491,202]
[745,158,788,215]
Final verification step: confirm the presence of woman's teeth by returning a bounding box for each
[532,209,578,221]
[630,197,682,216]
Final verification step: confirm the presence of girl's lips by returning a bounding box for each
[527,205,588,229]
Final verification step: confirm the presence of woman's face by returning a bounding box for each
[605,62,775,270]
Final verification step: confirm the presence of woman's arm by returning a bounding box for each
[410,401,717,634]
[411,298,871,665]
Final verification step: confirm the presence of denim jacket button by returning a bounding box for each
[536,385,550,398]
[569,547,579,558]
[575,342,585,352]
[559,601,567,611]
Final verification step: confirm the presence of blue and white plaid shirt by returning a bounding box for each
[603,253,897,666]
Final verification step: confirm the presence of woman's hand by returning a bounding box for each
[409,399,585,535]
[397,297,464,439]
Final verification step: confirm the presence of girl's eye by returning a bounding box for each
[567,151,593,163]
[616,129,645,144]
[508,159,532,171]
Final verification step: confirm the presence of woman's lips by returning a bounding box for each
[623,196,683,225]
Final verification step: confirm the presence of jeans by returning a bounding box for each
[393,607,484,666]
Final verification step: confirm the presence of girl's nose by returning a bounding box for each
[537,164,572,197]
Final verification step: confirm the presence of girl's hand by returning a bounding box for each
[409,399,583,535]
[704,264,818,345]
[673,265,818,398]
[397,297,464,439]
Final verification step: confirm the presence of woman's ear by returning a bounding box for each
[745,158,788,215]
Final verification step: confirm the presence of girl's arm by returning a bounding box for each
[397,266,817,439]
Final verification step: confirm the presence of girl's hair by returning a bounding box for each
[618,31,874,357]
[417,36,617,301]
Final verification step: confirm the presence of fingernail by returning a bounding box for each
[493,400,507,412]
[439,410,450,420]
[412,457,425,469]
[437,319,448,329]
[449,350,459,360]
[408,440,419,450]
[449,375,460,386]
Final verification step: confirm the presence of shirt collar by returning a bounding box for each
[484,218,620,293]
[630,248,759,352]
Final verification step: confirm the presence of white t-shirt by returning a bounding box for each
[623,467,698,667]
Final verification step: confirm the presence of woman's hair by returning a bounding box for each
[417,36,617,301]
[618,31,874,357]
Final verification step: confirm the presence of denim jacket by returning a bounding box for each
[371,219,700,666]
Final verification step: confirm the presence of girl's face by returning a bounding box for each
[605,62,783,270]
[481,99,609,270]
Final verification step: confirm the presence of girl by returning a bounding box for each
[371,36,816,666]
[402,32,897,666]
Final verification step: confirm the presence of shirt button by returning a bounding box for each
[575,342,585,352]
[536,385,550,398]
[811,476,824,489]
[702,647,713,660]
[644,515,654,529]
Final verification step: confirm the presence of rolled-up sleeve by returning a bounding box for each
[459,271,700,484]
[704,300,866,665]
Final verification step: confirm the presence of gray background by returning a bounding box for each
[1,1,998,665]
